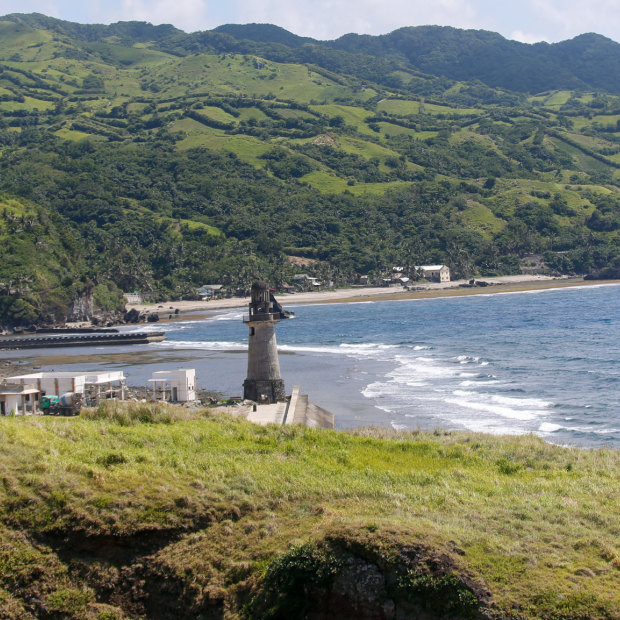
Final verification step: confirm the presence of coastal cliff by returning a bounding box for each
[0,403,617,619]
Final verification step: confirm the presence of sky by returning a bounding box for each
[0,0,618,44]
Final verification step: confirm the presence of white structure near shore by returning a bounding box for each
[149,369,196,402]
[0,383,40,415]
[416,265,451,282]
[7,371,126,405]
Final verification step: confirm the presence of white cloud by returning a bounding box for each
[232,0,478,39]
[509,30,548,44]
[117,0,209,31]
[1,0,618,42]
[530,0,620,41]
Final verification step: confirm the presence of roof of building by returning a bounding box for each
[415,265,449,271]
[0,383,40,395]
[9,371,125,383]
[197,284,224,292]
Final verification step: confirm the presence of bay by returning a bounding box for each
[9,283,620,448]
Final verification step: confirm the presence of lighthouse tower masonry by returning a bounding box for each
[243,281,291,403]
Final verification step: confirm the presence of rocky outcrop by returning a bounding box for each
[67,283,95,322]
[123,308,141,323]
[246,528,493,619]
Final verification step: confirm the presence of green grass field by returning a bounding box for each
[544,91,573,107]
[460,203,506,237]
[0,405,618,619]
[309,104,376,134]
[377,99,421,116]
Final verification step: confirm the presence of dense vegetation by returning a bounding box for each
[0,13,619,327]
[0,404,618,619]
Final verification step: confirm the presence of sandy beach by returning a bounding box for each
[126,275,613,318]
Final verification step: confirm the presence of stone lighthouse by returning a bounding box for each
[243,281,291,403]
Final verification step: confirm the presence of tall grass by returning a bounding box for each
[80,400,204,425]
[0,405,618,618]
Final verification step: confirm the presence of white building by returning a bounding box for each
[149,369,196,402]
[0,383,40,415]
[123,293,143,304]
[415,265,451,283]
[9,371,126,405]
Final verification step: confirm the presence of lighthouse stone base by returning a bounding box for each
[243,378,286,404]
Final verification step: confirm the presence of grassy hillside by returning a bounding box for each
[0,403,618,619]
[0,14,619,327]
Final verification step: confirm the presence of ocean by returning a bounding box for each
[7,283,620,448]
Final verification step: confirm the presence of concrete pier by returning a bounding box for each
[0,331,165,350]
[229,386,335,429]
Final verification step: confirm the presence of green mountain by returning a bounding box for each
[216,23,620,94]
[0,13,619,327]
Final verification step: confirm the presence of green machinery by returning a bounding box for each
[40,393,82,416]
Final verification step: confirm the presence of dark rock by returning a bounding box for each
[328,557,394,619]
[585,266,620,280]
[147,313,160,323]
[124,308,141,323]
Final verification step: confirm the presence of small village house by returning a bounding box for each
[0,383,40,415]
[415,265,451,283]
[292,274,322,289]
[196,284,226,300]
[148,369,196,402]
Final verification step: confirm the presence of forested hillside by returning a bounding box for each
[0,13,619,327]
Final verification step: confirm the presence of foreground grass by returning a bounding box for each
[0,403,618,618]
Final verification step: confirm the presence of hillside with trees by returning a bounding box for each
[0,13,619,327]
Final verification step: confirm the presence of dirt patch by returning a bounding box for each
[312,133,339,146]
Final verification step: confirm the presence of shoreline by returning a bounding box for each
[127,276,620,320]
[3,279,619,449]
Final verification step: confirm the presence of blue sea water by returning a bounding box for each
[10,283,620,448]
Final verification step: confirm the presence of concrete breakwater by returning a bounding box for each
[0,331,165,350]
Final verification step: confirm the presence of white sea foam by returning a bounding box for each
[275,342,401,357]
[340,343,399,351]
[459,379,500,387]
[362,383,391,398]
[121,324,173,334]
[457,355,480,364]
[539,422,562,433]
[488,394,552,408]
[444,396,541,420]
[561,425,619,435]
[391,422,407,430]
[155,340,247,350]
[212,310,244,321]
[537,423,619,436]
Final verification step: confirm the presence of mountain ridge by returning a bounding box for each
[3,13,620,93]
